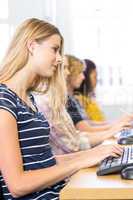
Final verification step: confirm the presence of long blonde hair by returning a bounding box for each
[47,59,67,121]
[42,55,90,152]
[0,18,67,117]
[46,55,83,143]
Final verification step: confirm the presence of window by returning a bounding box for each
[0,0,10,61]
[69,0,133,111]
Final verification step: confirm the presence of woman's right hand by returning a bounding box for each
[78,144,123,169]
[110,120,131,136]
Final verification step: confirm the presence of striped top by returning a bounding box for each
[0,84,65,200]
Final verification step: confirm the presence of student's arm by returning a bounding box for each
[0,110,80,197]
[0,110,123,198]
[76,118,131,133]
[72,95,133,133]
[55,144,123,165]
[88,120,109,126]
[76,120,112,132]
[75,120,130,146]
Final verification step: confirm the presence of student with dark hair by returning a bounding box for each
[76,59,106,122]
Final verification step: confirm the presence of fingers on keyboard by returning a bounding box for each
[111,153,121,157]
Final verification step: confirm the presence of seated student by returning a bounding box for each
[65,54,133,135]
[36,56,130,155]
[75,59,106,122]
[0,18,123,200]
[36,93,91,154]
[35,56,91,154]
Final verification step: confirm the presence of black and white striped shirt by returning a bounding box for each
[0,84,65,200]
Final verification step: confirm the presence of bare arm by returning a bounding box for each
[76,120,112,132]
[55,150,85,163]
[75,120,130,146]
[88,120,110,126]
[75,120,112,145]
[0,110,123,198]
[0,110,80,197]
[56,144,123,167]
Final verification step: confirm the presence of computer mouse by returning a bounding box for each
[121,166,133,179]
[118,137,133,145]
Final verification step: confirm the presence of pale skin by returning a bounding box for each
[75,118,132,146]
[0,34,123,198]
[65,55,133,146]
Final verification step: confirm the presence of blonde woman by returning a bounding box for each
[35,55,91,154]
[0,18,123,200]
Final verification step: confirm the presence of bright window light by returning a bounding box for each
[0,0,8,19]
[69,0,133,108]
[0,24,10,61]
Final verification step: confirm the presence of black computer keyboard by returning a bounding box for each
[117,129,133,144]
[97,146,133,176]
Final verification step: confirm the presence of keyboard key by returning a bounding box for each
[97,146,133,176]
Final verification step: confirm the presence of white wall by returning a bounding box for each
[1,0,74,54]
[8,0,53,27]
[54,0,74,53]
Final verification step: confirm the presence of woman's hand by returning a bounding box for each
[78,144,123,169]
[110,120,131,136]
